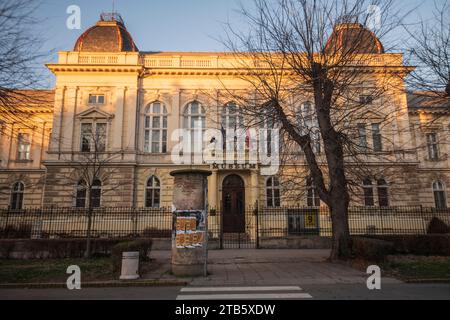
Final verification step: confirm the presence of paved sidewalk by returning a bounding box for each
[145,249,402,286]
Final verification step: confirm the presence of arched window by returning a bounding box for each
[222,103,244,130]
[10,182,24,210]
[145,176,161,208]
[306,177,320,207]
[377,179,389,207]
[433,181,447,209]
[266,177,280,207]
[183,101,206,154]
[75,180,87,208]
[144,101,168,153]
[90,178,102,208]
[363,178,374,206]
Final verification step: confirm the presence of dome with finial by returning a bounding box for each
[74,13,138,52]
[325,18,384,54]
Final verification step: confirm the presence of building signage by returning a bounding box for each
[304,212,318,229]
[211,163,257,170]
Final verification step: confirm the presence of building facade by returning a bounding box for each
[0,14,449,227]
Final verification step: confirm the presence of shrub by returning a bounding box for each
[366,235,450,256]
[427,217,450,234]
[0,238,151,259]
[111,239,153,274]
[0,224,32,239]
[352,236,394,261]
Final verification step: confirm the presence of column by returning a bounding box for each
[250,169,259,207]
[60,86,78,152]
[113,86,125,150]
[124,87,137,152]
[49,86,66,154]
[208,170,218,210]
[167,90,181,152]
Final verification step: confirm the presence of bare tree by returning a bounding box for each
[0,0,50,130]
[49,125,126,258]
[219,0,411,259]
[405,0,450,98]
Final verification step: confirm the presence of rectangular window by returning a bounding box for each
[359,95,373,105]
[426,133,439,160]
[88,94,105,104]
[307,188,320,207]
[81,123,92,152]
[17,133,31,160]
[371,123,382,152]
[357,123,367,150]
[81,123,107,152]
[95,123,107,152]
[363,187,374,206]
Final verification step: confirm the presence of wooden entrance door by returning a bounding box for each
[222,174,245,233]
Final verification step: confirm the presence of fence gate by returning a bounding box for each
[213,207,257,249]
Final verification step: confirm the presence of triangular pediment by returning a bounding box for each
[76,107,114,120]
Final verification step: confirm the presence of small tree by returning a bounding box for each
[56,125,125,258]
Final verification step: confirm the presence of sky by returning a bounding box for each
[33,0,440,87]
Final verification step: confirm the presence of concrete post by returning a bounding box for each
[119,251,140,280]
[170,169,211,277]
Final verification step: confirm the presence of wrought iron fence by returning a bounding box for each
[1,206,449,243]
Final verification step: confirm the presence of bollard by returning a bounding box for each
[170,169,211,277]
[119,251,140,280]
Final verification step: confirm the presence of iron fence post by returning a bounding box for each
[255,203,260,249]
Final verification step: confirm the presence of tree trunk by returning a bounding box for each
[329,196,352,261]
[84,206,93,259]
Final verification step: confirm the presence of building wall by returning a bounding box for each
[0,51,449,210]
[0,103,53,209]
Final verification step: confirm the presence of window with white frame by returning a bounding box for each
[426,132,439,160]
[377,179,389,207]
[222,102,244,152]
[183,101,206,154]
[357,123,368,150]
[145,176,161,208]
[75,180,87,208]
[266,176,280,207]
[297,101,321,154]
[363,178,374,206]
[80,122,107,152]
[359,95,374,105]
[10,182,24,210]
[432,180,447,209]
[90,178,102,208]
[17,133,31,160]
[371,123,382,152]
[88,94,105,104]
[144,102,167,153]
[306,176,320,207]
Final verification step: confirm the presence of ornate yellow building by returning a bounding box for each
[0,14,449,227]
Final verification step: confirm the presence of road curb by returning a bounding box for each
[0,279,189,289]
[403,278,450,284]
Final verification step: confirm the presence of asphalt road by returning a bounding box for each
[0,283,449,300]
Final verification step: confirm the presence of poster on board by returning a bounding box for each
[173,210,206,249]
